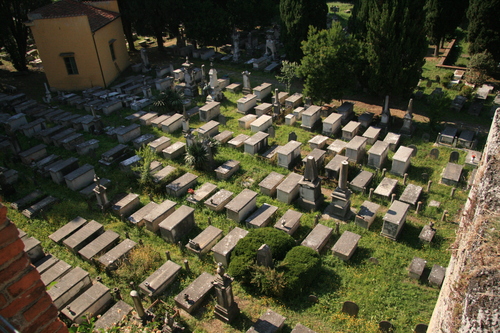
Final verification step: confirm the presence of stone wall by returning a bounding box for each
[428,109,500,332]
[0,204,69,333]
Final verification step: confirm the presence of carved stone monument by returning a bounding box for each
[298,156,323,211]
[400,98,414,136]
[242,71,251,95]
[213,263,239,323]
[380,95,391,128]
[328,160,352,219]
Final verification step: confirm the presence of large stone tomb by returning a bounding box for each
[246,309,286,333]
[441,162,463,186]
[64,164,95,191]
[259,172,285,197]
[342,121,361,141]
[355,201,380,229]
[274,209,302,235]
[205,190,234,212]
[325,155,348,180]
[301,223,333,253]
[162,141,186,160]
[276,140,302,169]
[61,282,112,324]
[78,230,120,262]
[212,227,249,268]
[186,225,223,255]
[159,205,195,243]
[47,267,91,310]
[49,216,88,243]
[199,101,220,122]
[383,132,401,152]
[323,113,342,137]
[143,199,176,232]
[301,105,321,131]
[399,184,423,207]
[345,136,367,164]
[63,220,104,252]
[225,189,258,222]
[276,172,303,204]
[391,146,413,176]
[112,193,140,219]
[166,172,198,197]
[332,231,361,261]
[187,182,218,204]
[244,131,269,155]
[381,200,409,240]
[139,260,181,297]
[374,177,398,199]
[245,203,278,229]
[349,170,373,193]
[367,140,390,169]
[175,272,215,313]
[94,300,133,331]
[98,239,137,270]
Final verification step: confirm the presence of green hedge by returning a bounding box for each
[280,246,321,294]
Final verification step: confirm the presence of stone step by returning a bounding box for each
[98,239,137,271]
[93,300,133,331]
[49,216,88,243]
[47,267,92,310]
[63,220,104,252]
[61,282,113,324]
[78,230,120,262]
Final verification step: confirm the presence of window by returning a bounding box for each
[63,56,78,75]
[109,39,116,61]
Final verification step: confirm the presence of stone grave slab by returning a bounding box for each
[276,172,303,204]
[214,130,233,144]
[186,226,223,255]
[186,182,218,205]
[250,115,272,133]
[277,141,302,169]
[244,131,269,155]
[237,94,258,114]
[49,216,88,243]
[116,123,141,144]
[174,272,215,313]
[362,126,381,145]
[245,203,278,229]
[199,101,221,122]
[75,139,99,155]
[161,113,183,133]
[308,135,328,150]
[345,136,367,164]
[34,255,58,275]
[41,259,72,286]
[367,140,390,169]
[112,193,140,219]
[225,189,258,222]
[99,144,128,166]
[19,144,47,164]
[212,227,249,268]
[139,260,182,298]
[48,267,91,310]
[61,133,85,151]
[21,195,58,219]
[349,170,373,193]
[51,128,77,147]
[98,239,137,271]
[391,146,413,176]
[332,231,361,261]
[355,201,380,229]
[275,209,302,235]
[162,141,186,160]
[119,155,142,172]
[246,309,286,333]
[35,154,60,175]
[291,323,316,333]
[78,230,120,262]
[17,228,27,240]
[1,169,18,185]
[381,200,409,240]
[94,300,133,331]
[414,324,429,333]
[439,126,457,145]
[259,172,285,197]
[228,133,250,149]
[441,162,463,186]
[302,148,326,169]
[323,113,342,137]
[215,160,240,180]
[143,199,176,232]
[195,120,220,138]
[152,165,176,184]
[374,177,398,199]
[22,237,44,263]
[139,112,158,126]
[61,282,112,324]
[166,172,198,197]
[341,121,361,141]
[148,136,171,153]
[205,190,234,212]
[10,189,44,211]
[325,155,349,180]
[383,132,401,152]
[408,257,427,280]
[301,223,333,253]
[133,133,156,150]
[151,115,170,128]
[301,105,321,131]
[399,184,423,207]
[63,220,104,252]
[48,157,80,184]
[159,205,195,243]
[262,145,280,160]
[419,225,436,243]
[428,264,446,287]
[256,103,273,117]
[64,164,95,191]
[79,178,111,198]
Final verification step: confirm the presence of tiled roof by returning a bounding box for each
[28,0,119,32]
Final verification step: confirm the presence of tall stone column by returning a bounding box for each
[213,263,239,323]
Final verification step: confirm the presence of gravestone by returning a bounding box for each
[213,263,240,323]
[245,203,278,229]
[139,260,181,298]
[441,162,463,187]
[381,200,409,240]
[214,130,233,144]
[78,230,120,262]
[391,146,413,176]
[408,144,418,157]
[40,259,72,286]
[205,189,234,212]
[94,300,133,331]
[166,173,198,197]
[422,132,430,142]
[187,182,218,204]
[47,267,91,310]
[61,282,112,324]
[225,189,258,222]
[49,216,88,243]
[355,201,380,229]
[99,239,137,271]
[228,134,250,149]
[212,227,249,268]
[301,223,333,253]
[259,172,285,197]
[275,209,302,235]
[399,184,423,207]
[345,136,367,164]
[429,148,440,159]
[419,224,436,243]
[349,170,373,193]
[288,132,297,141]
[341,301,359,317]
[218,114,227,125]
[162,141,186,160]
[186,226,223,255]
[408,257,427,280]
[414,323,428,333]
[291,323,316,333]
[449,151,459,163]
[276,172,303,204]
[63,220,104,252]
[246,309,286,333]
[174,272,215,313]
[332,231,361,261]
[277,141,302,169]
[143,199,176,232]
[112,193,140,219]
[378,321,394,333]
[428,264,446,287]
[159,205,195,243]
[11,190,44,211]
[257,244,273,267]
[268,126,275,138]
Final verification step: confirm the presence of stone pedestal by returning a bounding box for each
[213,264,239,323]
[328,161,351,219]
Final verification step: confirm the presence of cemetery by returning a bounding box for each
[0,2,498,332]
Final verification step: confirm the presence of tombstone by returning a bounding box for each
[212,228,248,268]
[159,205,195,243]
[116,124,141,144]
[250,115,272,133]
[63,220,104,252]
[161,113,183,133]
[61,282,113,324]
[441,162,463,187]
[259,172,285,197]
[429,148,440,159]
[212,263,240,323]
[143,200,176,232]
[10,190,45,211]
[298,156,323,211]
[326,140,346,157]
[174,272,215,313]
[22,236,44,263]
[64,164,95,191]
[345,136,367,164]
[99,239,137,271]
[341,301,359,317]
[301,105,321,131]
[399,183,422,207]
[186,182,218,205]
[139,260,181,298]
[21,195,59,219]
[414,323,429,333]
[381,200,410,240]
[19,144,47,164]
[438,126,457,145]
[245,203,279,229]
[457,130,475,148]
[355,201,380,229]
[291,323,317,333]
[112,193,140,219]
[428,264,446,287]
[267,126,276,139]
[94,300,133,331]
[408,144,418,157]
[47,267,91,310]
[301,224,333,253]
[237,94,258,114]
[332,231,361,261]
[367,140,389,169]
[78,230,120,262]
[49,216,88,243]
[341,121,361,141]
[199,101,221,122]
[256,244,273,267]
[165,173,198,197]
[140,48,149,67]
[225,189,258,222]
[378,321,394,333]
[228,134,250,149]
[39,258,72,286]
[308,135,329,150]
[246,309,286,333]
[274,209,302,235]
[162,141,186,160]
[391,146,413,176]
[277,140,301,169]
[186,226,223,255]
[379,95,391,128]
[253,82,272,101]
[302,149,326,170]
[419,224,436,243]
[239,114,258,129]
[408,257,427,280]
[449,151,459,163]
[362,126,381,145]
[244,131,269,155]
[276,172,303,204]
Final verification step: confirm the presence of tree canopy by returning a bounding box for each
[298,23,360,104]
[467,0,500,63]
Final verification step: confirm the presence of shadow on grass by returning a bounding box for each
[398,223,424,250]
[345,246,374,267]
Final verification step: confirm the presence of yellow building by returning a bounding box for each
[26,0,130,91]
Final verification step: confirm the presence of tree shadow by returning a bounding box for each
[398,223,424,249]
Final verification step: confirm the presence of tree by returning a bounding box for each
[297,23,360,104]
[353,0,427,98]
[226,0,279,31]
[0,0,52,71]
[117,0,138,52]
[153,89,183,114]
[184,137,219,171]
[132,0,169,51]
[275,60,298,93]
[465,50,496,85]
[467,0,500,63]
[280,0,328,62]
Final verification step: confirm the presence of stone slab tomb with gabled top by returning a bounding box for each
[151,114,170,128]
[225,189,258,222]
[246,309,286,333]
[174,272,215,314]
[159,205,195,243]
[367,140,389,169]
[259,172,285,197]
[162,141,186,160]
[78,230,120,262]
[143,199,176,232]
[49,216,88,243]
[112,193,140,219]
[245,203,278,229]
[228,133,250,149]
[275,209,302,235]
[34,255,57,275]
[63,220,104,252]
[441,162,463,187]
[276,140,301,169]
[301,223,333,253]
[374,177,398,199]
[186,225,223,255]
[381,200,409,240]
[215,160,240,180]
[332,231,361,261]
[212,227,248,268]
[244,131,269,155]
[349,170,373,193]
[99,239,137,271]
[391,146,413,176]
[139,260,181,298]
[94,300,133,331]
[205,189,233,212]
[355,201,380,229]
[187,182,218,204]
[276,172,303,204]
[21,195,58,219]
[166,172,198,197]
[61,282,113,324]
[48,267,92,310]
[51,128,76,147]
[399,184,423,207]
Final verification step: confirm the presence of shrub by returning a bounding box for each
[250,265,287,297]
[279,246,321,294]
[116,245,162,285]
[228,228,295,282]
[459,85,474,99]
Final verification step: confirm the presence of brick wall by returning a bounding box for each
[0,204,69,333]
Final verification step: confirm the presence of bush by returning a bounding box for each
[279,246,321,294]
[459,85,474,99]
[250,265,287,297]
[116,245,163,285]
[228,228,295,282]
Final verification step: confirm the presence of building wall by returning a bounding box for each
[0,204,69,333]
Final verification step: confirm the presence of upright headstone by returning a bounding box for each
[256,244,272,267]
[380,95,391,128]
[213,263,239,323]
[341,301,359,317]
[242,71,251,95]
[429,148,440,159]
[449,151,459,163]
[288,132,297,141]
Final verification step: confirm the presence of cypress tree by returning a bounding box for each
[467,0,500,63]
